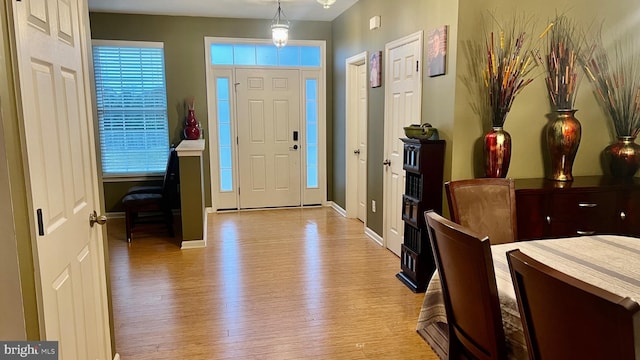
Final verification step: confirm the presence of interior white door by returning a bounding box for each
[383,32,423,256]
[13,0,111,359]
[236,68,301,209]
[356,63,367,222]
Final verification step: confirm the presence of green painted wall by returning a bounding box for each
[92,1,640,229]
[333,0,640,237]
[179,155,204,241]
[332,0,459,234]
[89,13,333,212]
[451,0,636,181]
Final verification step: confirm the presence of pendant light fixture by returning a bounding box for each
[317,0,336,9]
[271,0,289,48]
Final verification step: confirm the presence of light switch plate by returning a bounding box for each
[369,16,380,30]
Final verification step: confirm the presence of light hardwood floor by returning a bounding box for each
[108,206,439,359]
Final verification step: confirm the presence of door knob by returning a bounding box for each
[383,159,391,166]
[354,149,360,154]
[89,211,108,227]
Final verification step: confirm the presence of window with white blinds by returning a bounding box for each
[92,40,170,177]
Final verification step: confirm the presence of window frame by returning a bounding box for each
[92,39,170,180]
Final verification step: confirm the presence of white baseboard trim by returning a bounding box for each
[326,201,346,217]
[113,353,121,360]
[206,206,215,214]
[202,209,209,246]
[365,227,384,247]
[181,239,206,249]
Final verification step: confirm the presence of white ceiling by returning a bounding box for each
[88,0,359,22]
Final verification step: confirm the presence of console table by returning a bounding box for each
[515,176,640,240]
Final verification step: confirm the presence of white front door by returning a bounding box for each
[383,32,423,256]
[13,0,111,358]
[236,68,301,209]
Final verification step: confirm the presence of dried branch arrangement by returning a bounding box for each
[186,96,196,110]
[584,34,640,138]
[535,15,585,110]
[483,14,539,127]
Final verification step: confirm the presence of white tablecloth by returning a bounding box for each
[416,235,640,359]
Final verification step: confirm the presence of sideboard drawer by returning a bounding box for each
[515,176,640,239]
[549,217,619,237]
[549,192,618,222]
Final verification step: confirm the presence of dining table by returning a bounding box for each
[415,234,640,359]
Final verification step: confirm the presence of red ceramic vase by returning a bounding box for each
[605,136,640,178]
[546,109,581,182]
[484,127,512,178]
[185,109,198,127]
[184,125,200,140]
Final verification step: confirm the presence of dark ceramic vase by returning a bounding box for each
[605,136,640,178]
[484,127,512,178]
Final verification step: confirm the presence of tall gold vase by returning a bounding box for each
[546,109,581,181]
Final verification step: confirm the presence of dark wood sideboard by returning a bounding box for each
[515,176,640,240]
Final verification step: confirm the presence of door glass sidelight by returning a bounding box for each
[305,79,318,189]
[217,77,233,192]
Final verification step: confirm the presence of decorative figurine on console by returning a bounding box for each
[183,96,201,140]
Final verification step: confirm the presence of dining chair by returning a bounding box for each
[507,249,640,360]
[122,147,179,242]
[425,210,508,360]
[445,178,517,244]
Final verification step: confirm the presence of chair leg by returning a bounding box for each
[125,209,133,243]
[165,209,174,237]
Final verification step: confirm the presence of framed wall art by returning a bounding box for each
[428,25,448,77]
[370,51,382,88]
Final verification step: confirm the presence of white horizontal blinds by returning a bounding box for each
[92,41,170,176]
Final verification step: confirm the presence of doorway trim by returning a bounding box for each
[204,37,327,211]
[345,51,367,223]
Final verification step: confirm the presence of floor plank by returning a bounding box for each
[108,207,439,359]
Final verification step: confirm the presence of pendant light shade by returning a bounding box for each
[271,0,289,48]
[271,24,289,48]
[317,0,336,9]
